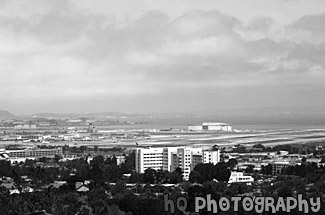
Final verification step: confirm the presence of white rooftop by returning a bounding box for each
[202,122,230,126]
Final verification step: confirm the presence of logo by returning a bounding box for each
[164,194,321,214]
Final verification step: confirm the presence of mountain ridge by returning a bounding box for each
[0,110,17,119]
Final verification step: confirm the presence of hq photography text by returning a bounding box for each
[164,194,321,214]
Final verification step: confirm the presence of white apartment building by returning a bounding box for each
[176,147,202,180]
[135,147,178,173]
[228,171,254,184]
[203,150,220,165]
[135,147,220,181]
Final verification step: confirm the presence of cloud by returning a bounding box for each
[0,0,324,113]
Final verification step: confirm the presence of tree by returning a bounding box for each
[261,164,272,175]
[112,180,126,197]
[164,171,182,184]
[214,167,231,182]
[103,164,121,182]
[227,158,238,169]
[278,186,292,197]
[202,181,219,196]
[187,185,206,212]
[91,155,105,168]
[88,187,108,205]
[120,152,135,174]
[0,160,12,176]
[193,163,215,182]
[111,154,117,166]
[244,165,255,173]
[67,175,83,184]
[320,156,325,163]
[54,154,62,163]
[214,182,227,193]
[53,192,80,215]
[89,164,104,184]
[301,157,307,164]
[76,164,90,181]
[119,194,139,214]
[189,170,202,183]
[38,157,47,163]
[128,171,142,183]
[155,169,168,183]
[90,199,108,215]
[212,145,219,151]
[107,204,126,215]
[79,207,91,215]
[174,167,183,181]
[190,162,231,183]
[252,143,265,150]
[143,168,157,184]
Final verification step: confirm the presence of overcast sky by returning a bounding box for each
[1,0,325,114]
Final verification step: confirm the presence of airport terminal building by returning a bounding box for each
[188,122,232,132]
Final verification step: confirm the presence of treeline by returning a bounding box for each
[228,143,312,154]
[261,162,325,179]
[62,145,125,154]
[0,155,238,188]
[0,153,135,188]
[189,159,237,183]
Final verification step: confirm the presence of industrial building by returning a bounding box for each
[135,147,220,180]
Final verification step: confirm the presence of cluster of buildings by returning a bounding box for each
[188,122,232,132]
[135,146,256,183]
[225,151,323,175]
[13,124,37,130]
[0,128,152,143]
[135,147,220,180]
[0,176,91,196]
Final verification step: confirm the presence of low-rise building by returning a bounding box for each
[270,158,301,174]
[228,172,254,184]
[6,147,63,158]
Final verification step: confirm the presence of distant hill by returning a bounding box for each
[179,106,325,125]
[6,105,325,125]
[0,110,17,119]
[30,112,129,119]
[140,106,325,126]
